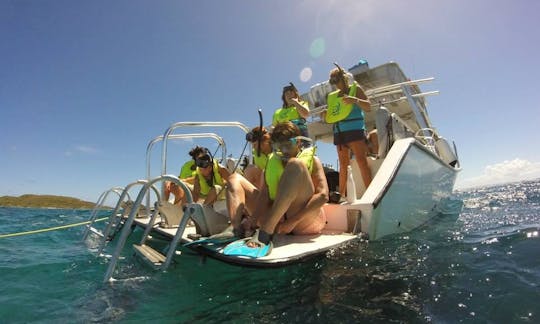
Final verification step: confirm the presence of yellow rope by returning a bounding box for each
[0,217,109,239]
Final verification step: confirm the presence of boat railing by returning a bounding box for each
[414,128,438,154]
[103,174,194,283]
[145,132,226,209]
[307,77,438,118]
[82,186,125,240]
[160,121,251,179]
[97,180,160,254]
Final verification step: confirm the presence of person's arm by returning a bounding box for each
[291,97,310,119]
[343,84,371,112]
[277,157,329,233]
[218,165,231,184]
[297,157,329,213]
[192,174,201,202]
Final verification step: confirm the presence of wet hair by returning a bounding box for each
[188,146,210,160]
[247,126,270,142]
[281,82,299,108]
[271,121,301,143]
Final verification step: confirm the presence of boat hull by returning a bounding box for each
[356,138,459,240]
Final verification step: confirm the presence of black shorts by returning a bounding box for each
[333,129,367,145]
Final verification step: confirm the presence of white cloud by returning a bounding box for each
[65,145,100,156]
[74,145,100,154]
[457,158,540,189]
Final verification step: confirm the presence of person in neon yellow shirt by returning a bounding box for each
[225,122,328,256]
[243,126,272,190]
[191,149,231,206]
[272,82,310,137]
[325,67,372,194]
[164,146,202,205]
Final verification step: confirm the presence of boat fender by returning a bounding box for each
[435,137,458,167]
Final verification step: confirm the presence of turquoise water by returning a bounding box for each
[1,180,539,323]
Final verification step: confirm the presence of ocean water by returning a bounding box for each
[1,180,539,323]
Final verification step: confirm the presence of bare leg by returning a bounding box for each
[259,159,315,235]
[203,187,217,206]
[243,165,263,190]
[349,140,372,188]
[336,144,351,195]
[226,173,260,232]
[165,181,186,205]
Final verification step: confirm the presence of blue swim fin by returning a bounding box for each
[223,230,273,258]
[183,235,237,247]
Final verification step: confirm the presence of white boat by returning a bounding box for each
[83,61,461,282]
[306,61,460,240]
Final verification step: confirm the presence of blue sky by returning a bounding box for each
[1,0,540,202]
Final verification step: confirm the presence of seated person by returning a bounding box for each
[243,126,273,189]
[164,146,203,205]
[191,148,231,208]
[272,82,310,137]
[225,122,329,257]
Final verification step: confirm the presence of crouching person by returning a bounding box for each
[224,121,329,258]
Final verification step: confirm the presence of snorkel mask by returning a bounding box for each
[271,136,312,161]
[195,149,213,168]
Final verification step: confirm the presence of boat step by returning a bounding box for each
[133,244,166,269]
[87,226,104,237]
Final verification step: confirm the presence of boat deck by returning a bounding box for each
[132,216,358,267]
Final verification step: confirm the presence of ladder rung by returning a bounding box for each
[133,244,166,268]
[88,227,104,237]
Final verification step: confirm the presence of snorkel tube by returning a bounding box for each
[333,62,345,74]
[257,109,263,157]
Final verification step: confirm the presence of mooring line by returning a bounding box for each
[0,217,108,239]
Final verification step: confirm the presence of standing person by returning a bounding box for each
[325,66,372,195]
[224,122,329,258]
[272,82,310,137]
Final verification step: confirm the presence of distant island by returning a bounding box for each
[0,194,96,209]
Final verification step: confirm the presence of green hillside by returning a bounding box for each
[0,194,95,209]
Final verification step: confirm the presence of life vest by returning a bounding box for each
[272,102,307,124]
[252,150,269,170]
[196,160,224,196]
[325,81,358,124]
[265,146,316,201]
[179,160,196,179]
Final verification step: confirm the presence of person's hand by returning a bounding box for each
[290,97,300,105]
[342,95,358,105]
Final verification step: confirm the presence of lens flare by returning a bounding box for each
[300,67,312,82]
[309,37,325,58]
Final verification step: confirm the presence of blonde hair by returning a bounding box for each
[329,68,349,85]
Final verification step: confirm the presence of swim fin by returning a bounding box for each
[183,225,237,247]
[222,230,273,258]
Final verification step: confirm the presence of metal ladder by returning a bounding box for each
[82,187,125,240]
[103,175,194,283]
[96,180,160,254]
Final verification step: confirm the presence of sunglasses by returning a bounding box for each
[245,130,266,142]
